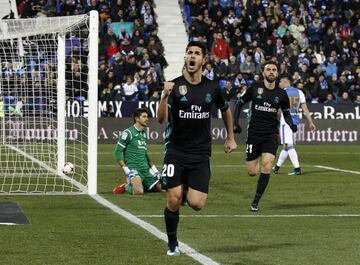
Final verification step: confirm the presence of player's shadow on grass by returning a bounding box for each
[228,259,277,265]
[206,242,298,254]
[206,243,301,265]
[271,201,346,209]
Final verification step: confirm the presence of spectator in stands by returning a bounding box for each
[146,73,158,96]
[324,56,338,78]
[338,91,353,105]
[213,55,227,80]
[189,14,208,41]
[211,32,232,65]
[107,41,119,66]
[112,58,125,85]
[354,94,360,105]
[122,75,138,101]
[148,90,160,102]
[308,17,322,52]
[118,37,134,56]
[323,93,337,105]
[227,55,240,80]
[296,82,312,103]
[288,17,304,41]
[298,31,309,52]
[143,8,155,33]
[337,72,351,95]
[316,74,330,103]
[203,62,215,80]
[277,20,288,38]
[137,78,149,101]
[233,73,247,90]
[240,55,255,80]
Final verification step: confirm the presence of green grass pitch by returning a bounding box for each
[1,144,360,265]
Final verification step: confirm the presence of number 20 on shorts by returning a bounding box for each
[162,164,175,177]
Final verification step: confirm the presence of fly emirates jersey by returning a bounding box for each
[238,82,293,135]
[165,76,228,161]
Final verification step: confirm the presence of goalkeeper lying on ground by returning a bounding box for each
[113,107,162,194]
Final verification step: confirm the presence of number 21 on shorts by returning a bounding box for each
[162,164,175,177]
[246,144,253,154]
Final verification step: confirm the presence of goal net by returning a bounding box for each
[0,11,98,194]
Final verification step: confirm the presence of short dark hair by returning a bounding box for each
[133,107,149,122]
[186,41,207,57]
[280,75,291,81]
[261,60,279,71]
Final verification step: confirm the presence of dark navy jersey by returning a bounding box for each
[239,82,293,136]
[165,75,228,161]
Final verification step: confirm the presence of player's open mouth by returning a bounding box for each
[189,61,195,67]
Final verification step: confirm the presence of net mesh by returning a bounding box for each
[0,15,92,193]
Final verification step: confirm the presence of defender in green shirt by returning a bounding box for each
[113,108,162,194]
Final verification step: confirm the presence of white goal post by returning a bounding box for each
[0,11,98,194]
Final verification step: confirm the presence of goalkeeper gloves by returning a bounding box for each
[290,124,298,133]
[122,166,136,182]
[233,123,242,134]
[150,165,162,180]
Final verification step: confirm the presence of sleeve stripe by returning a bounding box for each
[128,130,133,140]
[117,142,126,148]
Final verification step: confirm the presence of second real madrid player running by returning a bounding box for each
[157,41,237,256]
[233,61,297,212]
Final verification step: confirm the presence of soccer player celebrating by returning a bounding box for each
[157,41,237,256]
[113,107,162,195]
[273,76,316,175]
[233,61,297,212]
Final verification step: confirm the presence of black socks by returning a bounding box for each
[252,173,270,205]
[164,207,179,247]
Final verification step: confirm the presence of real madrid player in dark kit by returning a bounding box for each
[157,41,237,256]
[233,61,297,212]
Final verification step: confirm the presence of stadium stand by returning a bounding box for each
[2,0,168,110]
[180,0,359,104]
[2,0,359,113]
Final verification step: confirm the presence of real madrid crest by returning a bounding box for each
[257,87,264,95]
[205,93,212,103]
[179,85,188,95]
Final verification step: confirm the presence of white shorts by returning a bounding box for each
[279,123,296,145]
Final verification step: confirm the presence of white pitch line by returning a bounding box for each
[98,151,360,155]
[90,194,219,265]
[137,214,360,218]
[314,165,360,175]
[98,164,247,168]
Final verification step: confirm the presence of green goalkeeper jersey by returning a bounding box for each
[113,125,150,172]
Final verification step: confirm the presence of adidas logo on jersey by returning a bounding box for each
[180,96,188,101]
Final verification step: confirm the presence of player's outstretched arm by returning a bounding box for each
[301,104,316,131]
[233,99,243,134]
[233,87,251,134]
[221,108,237,153]
[157,82,174,124]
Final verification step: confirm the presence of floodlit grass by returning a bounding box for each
[1,144,360,265]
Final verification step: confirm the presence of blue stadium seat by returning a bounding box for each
[183,5,191,25]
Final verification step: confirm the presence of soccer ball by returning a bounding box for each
[63,162,75,174]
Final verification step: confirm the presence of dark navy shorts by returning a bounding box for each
[162,153,211,193]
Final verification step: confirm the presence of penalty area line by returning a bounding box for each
[314,165,360,175]
[90,194,219,265]
[137,214,360,218]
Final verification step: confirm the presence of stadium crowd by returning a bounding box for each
[3,0,167,112]
[182,0,360,104]
[2,0,359,112]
